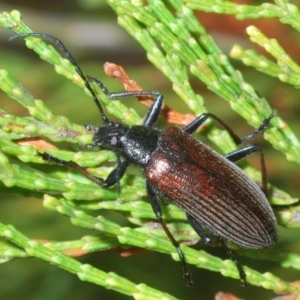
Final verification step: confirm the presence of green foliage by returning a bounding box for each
[1,2,300,299]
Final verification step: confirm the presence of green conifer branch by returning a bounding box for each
[1,3,300,298]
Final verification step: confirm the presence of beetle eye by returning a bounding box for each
[111,136,118,146]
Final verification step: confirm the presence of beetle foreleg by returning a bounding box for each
[87,75,163,128]
[40,152,128,189]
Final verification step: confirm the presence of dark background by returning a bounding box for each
[1,0,300,299]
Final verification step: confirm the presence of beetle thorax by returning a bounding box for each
[120,125,160,167]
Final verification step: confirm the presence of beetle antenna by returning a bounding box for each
[9,33,110,124]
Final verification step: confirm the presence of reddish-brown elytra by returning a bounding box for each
[11,32,277,287]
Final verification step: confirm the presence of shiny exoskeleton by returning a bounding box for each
[13,32,277,287]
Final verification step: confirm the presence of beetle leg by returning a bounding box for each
[184,113,275,145]
[183,113,211,134]
[225,144,268,195]
[186,214,247,285]
[185,213,213,245]
[142,93,164,127]
[87,75,163,127]
[12,33,164,127]
[185,112,273,196]
[240,113,275,144]
[146,182,193,286]
[219,239,247,287]
[184,113,243,144]
[39,152,128,189]
[225,144,262,163]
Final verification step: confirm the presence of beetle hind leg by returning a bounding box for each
[186,213,247,286]
[219,239,247,287]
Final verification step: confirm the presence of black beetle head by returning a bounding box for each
[92,122,128,149]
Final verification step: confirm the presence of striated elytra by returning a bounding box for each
[146,127,276,249]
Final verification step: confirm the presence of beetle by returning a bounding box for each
[12,32,277,287]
